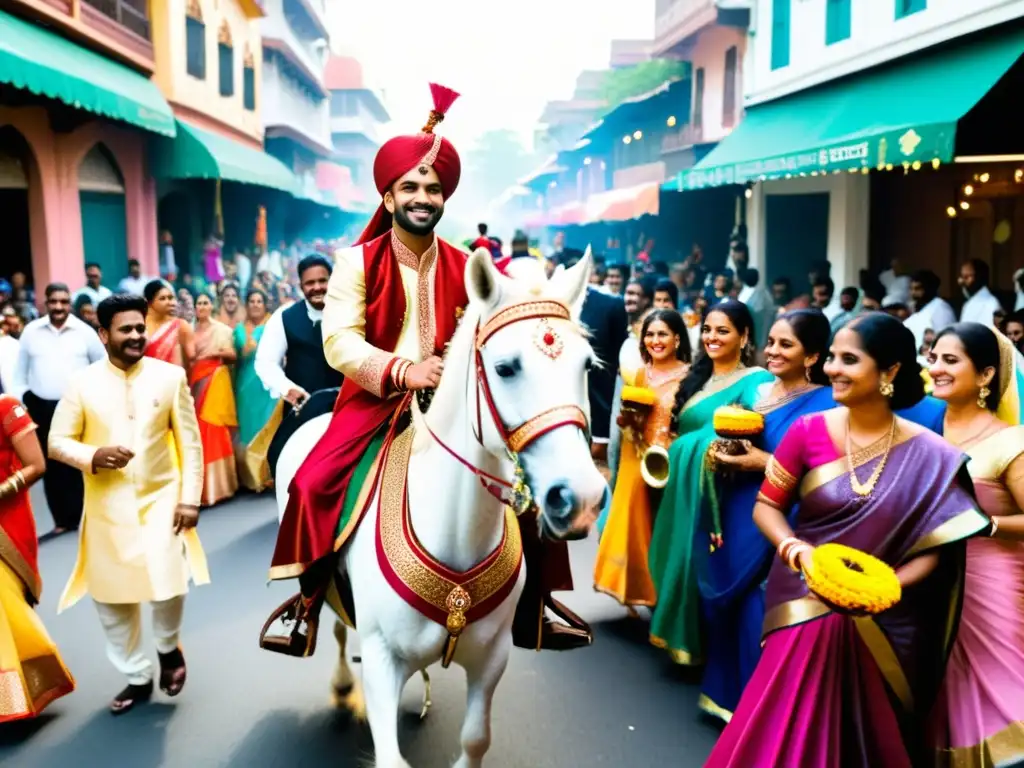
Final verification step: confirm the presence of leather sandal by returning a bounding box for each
[545,596,592,635]
[158,648,187,697]
[259,591,322,657]
[539,618,592,651]
[110,681,153,715]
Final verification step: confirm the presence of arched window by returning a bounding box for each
[186,0,206,79]
[243,44,256,111]
[218,20,234,97]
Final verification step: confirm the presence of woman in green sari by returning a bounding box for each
[233,288,278,491]
[649,300,772,664]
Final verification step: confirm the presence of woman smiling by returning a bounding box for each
[647,300,772,666]
[594,310,691,609]
[707,313,987,767]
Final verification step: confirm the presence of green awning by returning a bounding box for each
[0,9,175,137]
[152,120,298,194]
[666,25,1024,191]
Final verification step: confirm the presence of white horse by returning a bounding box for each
[274,249,607,768]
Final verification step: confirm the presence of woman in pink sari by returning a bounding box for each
[928,323,1024,767]
[707,313,989,767]
[143,280,194,370]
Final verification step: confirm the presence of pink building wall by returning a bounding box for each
[0,106,159,294]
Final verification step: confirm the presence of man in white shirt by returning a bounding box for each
[117,259,148,295]
[254,255,342,474]
[738,267,776,350]
[74,263,113,306]
[959,259,1004,326]
[14,282,106,535]
[904,269,956,350]
[879,257,911,306]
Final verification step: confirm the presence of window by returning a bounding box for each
[896,0,926,19]
[723,47,737,128]
[243,67,255,110]
[693,68,705,130]
[771,0,791,70]
[185,17,205,79]
[217,21,233,97]
[826,0,851,44]
[243,46,255,110]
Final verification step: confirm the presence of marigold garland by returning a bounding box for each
[713,405,764,438]
[802,543,902,614]
[622,385,657,406]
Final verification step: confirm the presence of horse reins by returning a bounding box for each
[424,299,590,507]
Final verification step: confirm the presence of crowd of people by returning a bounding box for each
[570,232,1024,766]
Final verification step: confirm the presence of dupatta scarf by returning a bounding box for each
[760,416,988,713]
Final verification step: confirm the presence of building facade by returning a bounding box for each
[0,0,174,290]
[675,0,1024,298]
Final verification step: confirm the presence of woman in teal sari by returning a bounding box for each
[649,300,772,664]
[700,309,834,721]
[233,289,277,491]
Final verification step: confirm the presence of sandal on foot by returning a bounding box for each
[158,648,187,697]
[110,681,153,715]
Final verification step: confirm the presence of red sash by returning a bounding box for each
[270,233,469,577]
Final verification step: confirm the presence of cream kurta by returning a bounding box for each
[49,357,209,610]
[322,231,439,397]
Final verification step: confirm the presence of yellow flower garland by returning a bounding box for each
[802,543,902,614]
[622,385,657,406]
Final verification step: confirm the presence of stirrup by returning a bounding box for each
[259,592,322,657]
[545,596,590,634]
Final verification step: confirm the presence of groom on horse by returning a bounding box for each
[261,84,592,658]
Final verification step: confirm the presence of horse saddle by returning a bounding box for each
[267,387,340,478]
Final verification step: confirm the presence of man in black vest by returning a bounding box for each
[254,255,344,473]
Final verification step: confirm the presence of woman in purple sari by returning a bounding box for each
[707,313,989,767]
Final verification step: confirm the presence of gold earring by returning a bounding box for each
[978,385,991,409]
[804,366,812,383]
[879,375,894,398]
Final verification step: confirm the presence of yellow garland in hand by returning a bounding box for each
[622,385,656,406]
[802,543,901,615]
[713,405,764,438]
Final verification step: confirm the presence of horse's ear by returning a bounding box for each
[552,245,592,317]
[465,247,503,310]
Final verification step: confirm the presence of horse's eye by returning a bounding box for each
[495,362,517,379]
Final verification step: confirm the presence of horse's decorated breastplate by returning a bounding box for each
[376,427,523,667]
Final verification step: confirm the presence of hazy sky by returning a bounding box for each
[325,0,655,151]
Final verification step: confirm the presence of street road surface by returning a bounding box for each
[0,489,720,767]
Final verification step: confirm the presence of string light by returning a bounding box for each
[744,188,753,199]
[947,206,957,218]
[633,130,643,140]
[960,200,970,211]
[1016,169,1023,182]
[583,157,592,166]
[932,158,941,169]
[667,115,677,127]
[980,172,990,183]
[622,135,631,145]
[964,184,974,196]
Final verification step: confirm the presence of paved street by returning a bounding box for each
[1,489,720,767]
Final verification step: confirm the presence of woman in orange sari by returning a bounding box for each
[0,394,75,722]
[144,280,194,369]
[191,293,238,506]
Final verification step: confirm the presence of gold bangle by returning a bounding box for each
[990,516,1000,538]
[777,536,799,560]
[786,543,811,572]
[13,470,25,492]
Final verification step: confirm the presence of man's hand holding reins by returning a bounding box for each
[405,356,444,390]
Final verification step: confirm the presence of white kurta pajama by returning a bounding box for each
[48,358,210,684]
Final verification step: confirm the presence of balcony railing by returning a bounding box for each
[82,0,150,40]
[661,122,704,154]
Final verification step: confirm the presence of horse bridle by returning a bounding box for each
[425,299,590,510]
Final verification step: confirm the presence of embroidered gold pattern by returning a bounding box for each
[420,133,443,167]
[0,669,29,717]
[765,456,797,493]
[477,300,573,349]
[354,352,396,398]
[507,405,588,454]
[417,244,438,360]
[379,430,523,622]
[390,230,422,270]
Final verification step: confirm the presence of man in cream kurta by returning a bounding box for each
[49,294,209,714]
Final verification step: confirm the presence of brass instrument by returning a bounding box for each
[640,444,670,489]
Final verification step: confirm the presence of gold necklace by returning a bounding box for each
[845,415,897,497]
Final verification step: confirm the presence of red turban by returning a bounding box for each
[357,83,462,244]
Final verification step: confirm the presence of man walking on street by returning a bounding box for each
[13,283,105,537]
[48,294,209,714]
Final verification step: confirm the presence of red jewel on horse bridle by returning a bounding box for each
[424,300,590,511]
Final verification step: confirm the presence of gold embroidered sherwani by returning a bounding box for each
[48,358,210,611]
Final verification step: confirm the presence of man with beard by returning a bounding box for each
[48,293,208,714]
[261,83,591,658]
[959,258,1004,325]
[13,283,105,537]
[254,254,342,474]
